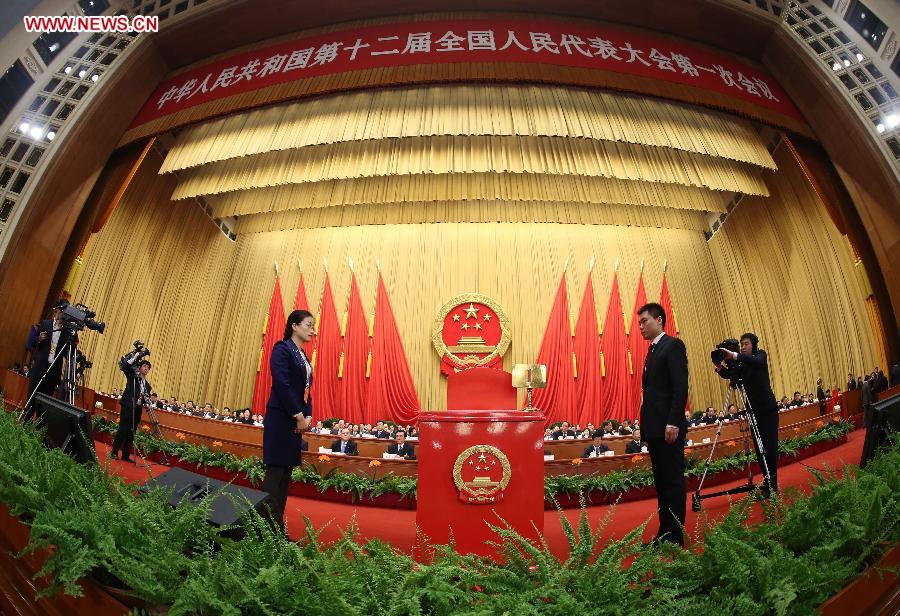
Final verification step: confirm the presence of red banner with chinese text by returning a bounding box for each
[132,18,801,129]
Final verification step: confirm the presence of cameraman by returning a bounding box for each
[715,333,779,496]
[23,300,71,423]
[111,349,152,463]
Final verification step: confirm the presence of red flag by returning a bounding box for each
[659,271,679,337]
[659,269,690,411]
[574,274,603,428]
[292,271,315,357]
[251,275,286,416]
[337,273,369,424]
[312,272,341,422]
[365,272,421,425]
[532,273,577,425]
[627,273,650,420]
[601,272,630,421]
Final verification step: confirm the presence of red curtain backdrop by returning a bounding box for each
[627,272,650,421]
[292,272,315,357]
[251,275,286,415]
[574,274,603,428]
[337,273,369,424]
[532,272,577,425]
[365,272,421,425]
[601,272,630,421]
[312,272,341,422]
[659,271,679,338]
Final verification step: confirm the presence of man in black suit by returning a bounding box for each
[331,428,359,456]
[847,374,857,391]
[816,379,828,416]
[387,430,415,459]
[581,431,610,458]
[637,302,689,547]
[891,361,900,388]
[625,429,644,454]
[23,300,70,423]
[715,333,779,496]
[111,357,152,463]
[551,421,577,440]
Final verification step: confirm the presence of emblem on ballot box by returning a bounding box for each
[452,445,511,504]
[432,293,511,375]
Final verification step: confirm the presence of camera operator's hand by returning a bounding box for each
[664,424,679,444]
[717,347,738,361]
[38,331,47,342]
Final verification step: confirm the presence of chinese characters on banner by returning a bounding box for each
[132,19,801,128]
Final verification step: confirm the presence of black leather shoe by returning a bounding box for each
[111,452,118,460]
[121,457,133,463]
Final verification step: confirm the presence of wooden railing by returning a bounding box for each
[2,372,843,478]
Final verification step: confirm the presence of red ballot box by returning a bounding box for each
[416,410,545,558]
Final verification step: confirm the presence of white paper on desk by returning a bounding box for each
[383,453,398,459]
[703,437,711,444]
[604,450,615,456]
[407,437,418,441]
[543,455,555,461]
[362,434,374,438]
[641,446,648,453]
[330,450,346,455]
[318,446,331,454]
[589,451,597,458]
[687,440,693,447]
[565,436,575,440]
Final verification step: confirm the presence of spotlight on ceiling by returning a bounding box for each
[19,122,29,133]
[886,113,899,129]
[29,126,43,139]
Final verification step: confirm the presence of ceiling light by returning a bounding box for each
[19,122,29,133]
[856,52,864,62]
[886,113,899,129]
[876,123,885,133]
[91,74,98,82]
[843,59,851,67]
[78,69,86,78]
[832,62,841,71]
[48,43,59,53]
[29,126,43,139]
[63,66,72,74]
[46,131,56,141]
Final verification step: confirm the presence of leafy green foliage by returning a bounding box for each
[0,409,896,614]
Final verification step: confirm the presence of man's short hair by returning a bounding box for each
[138,360,151,369]
[592,430,604,439]
[637,302,667,327]
[395,430,406,438]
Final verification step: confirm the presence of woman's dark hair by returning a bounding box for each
[283,309,314,340]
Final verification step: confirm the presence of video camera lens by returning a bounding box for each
[710,338,740,365]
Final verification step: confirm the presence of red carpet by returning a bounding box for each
[98,430,865,558]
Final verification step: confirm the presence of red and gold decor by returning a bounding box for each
[431,293,511,376]
[416,410,544,558]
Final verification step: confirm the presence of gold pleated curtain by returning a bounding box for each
[66,83,876,415]
[159,84,776,229]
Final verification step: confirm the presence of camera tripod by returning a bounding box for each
[691,379,773,511]
[18,328,79,423]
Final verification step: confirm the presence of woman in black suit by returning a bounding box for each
[262,309,315,533]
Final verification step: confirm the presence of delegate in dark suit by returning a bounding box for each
[641,333,689,546]
[387,442,416,459]
[582,443,610,458]
[331,439,359,456]
[262,338,312,531]
[716,348,779,493]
